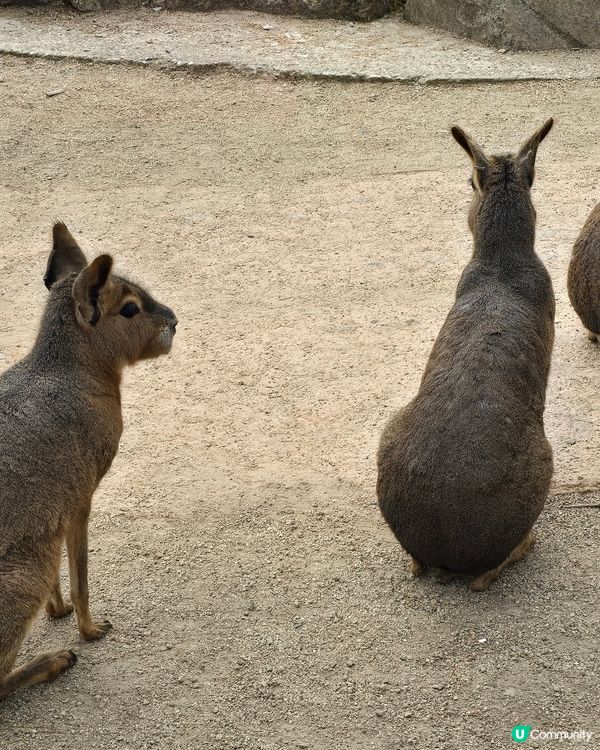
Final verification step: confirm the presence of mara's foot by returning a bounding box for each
[470,569,498,592]
[46,579,74,619]
[0,650,77,701]
[410,557,425,578]
[48,650,78,676]
[79,619,113,642]
[46,600,74,619]
[587,330,599,343]
[470,531,536,592]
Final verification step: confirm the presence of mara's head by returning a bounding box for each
[450,119,553,242]
[43,222,177,368]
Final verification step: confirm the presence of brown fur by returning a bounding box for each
[377,120,555,590]
[567,202,600,340]
[0,223,177,700]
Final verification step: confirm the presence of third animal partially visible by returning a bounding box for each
[568,201,600,342]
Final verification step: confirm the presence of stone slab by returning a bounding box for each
[0,0,395,21]
[405,0,600,51]
[1,9,600,83]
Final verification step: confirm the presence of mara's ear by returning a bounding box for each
[72,254,113,327]
[44,222,88,290]
[451,126,489,188]
[517,118,554,186]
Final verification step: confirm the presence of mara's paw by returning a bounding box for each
[587,330,598,343]
[46,601,75,619]
[410,557,424,578]
[80,619,113,642]
[470,572,495,592]
[47,650,78,680]
[57,650,78,670]
[523,531,537,554]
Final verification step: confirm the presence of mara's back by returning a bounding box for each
[377,120,555,579]
[378,259,554,574]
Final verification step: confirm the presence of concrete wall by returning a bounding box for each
[405,0,599,50]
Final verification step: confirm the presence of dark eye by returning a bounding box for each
[120,301,140,318]
[469,177,476,191]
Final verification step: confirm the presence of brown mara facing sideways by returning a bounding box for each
[0,224,177,700]
[377,120,555,591]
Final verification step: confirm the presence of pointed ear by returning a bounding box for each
[451,126,489,189]
[44,222,88,290]
[72,255,113,326]
[518,118,554,186]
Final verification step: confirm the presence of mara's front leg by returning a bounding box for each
[45,569,74,619]
[66,510,112,641]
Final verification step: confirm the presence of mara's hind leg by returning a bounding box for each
[0,611,76,702]
[0,650,77,702]
[410,556,425,578]
[470,531,536,592]
[46,572,74,619]
[0,539,76,700]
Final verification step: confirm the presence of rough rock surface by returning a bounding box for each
[0,0,394,20]
[405,0,599,51]
[172,0,393,22]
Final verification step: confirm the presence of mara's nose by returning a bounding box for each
[160,304,177,332]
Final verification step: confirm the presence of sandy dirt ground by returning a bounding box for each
[0,56,599,749]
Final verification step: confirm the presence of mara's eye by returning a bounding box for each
[120,301,140,319]
[469,177,476,191]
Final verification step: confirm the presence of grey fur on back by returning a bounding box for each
[377,121,555,576]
